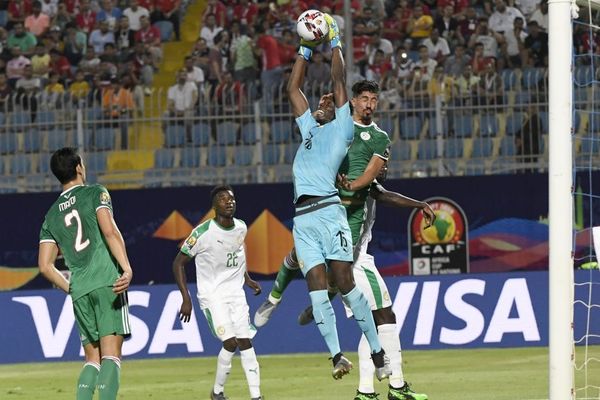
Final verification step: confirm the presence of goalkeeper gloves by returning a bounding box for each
[323,14,341,49]
[298,39,314,61]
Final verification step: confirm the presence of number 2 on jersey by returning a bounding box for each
[64,209,90,252]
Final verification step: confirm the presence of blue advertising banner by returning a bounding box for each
[2,270,597,364]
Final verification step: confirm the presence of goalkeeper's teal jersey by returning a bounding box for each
[39,184,120,300]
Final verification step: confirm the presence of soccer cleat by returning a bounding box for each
[210,391,228,400]
[250,397,264,400]
[297,305,314,326]
[371,350,392,381]
[387,383,428,400]
[332,354,353,379]
[354,390,381,399]
[253,299,278,327]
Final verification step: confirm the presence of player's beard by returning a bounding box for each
[360,110,373,125]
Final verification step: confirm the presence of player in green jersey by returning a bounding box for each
[38,147,133,400]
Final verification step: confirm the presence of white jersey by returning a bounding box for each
[181,218,248,308]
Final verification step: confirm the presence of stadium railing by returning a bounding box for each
[0,69,597,193]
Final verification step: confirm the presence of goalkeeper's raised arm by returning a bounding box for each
[326,14,347,108]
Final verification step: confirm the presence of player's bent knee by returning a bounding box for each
[223,337,238,352]
[373,307,396,326]
[236,338,253,350]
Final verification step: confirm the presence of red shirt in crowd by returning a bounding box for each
[353,35,371,61]
[63,0,81,14]
[135,25,161,45]
[256,35,281,70]
[277,42,296,66]
[137,0,155,10]
[437,0,468,13]
[155,0,180,14]
[232,3,258,26]
[51,55,72,78]
[204,0,227,27]
[76,10,97,34]
[8,1,33,21]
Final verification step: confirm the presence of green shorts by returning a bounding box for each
[72,287,131,346]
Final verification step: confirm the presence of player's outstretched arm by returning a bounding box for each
[287,54,310,117]
[38,242,70,293]
[371,183,436,228]
[98,208,133,294]
[327,14,347,108]
[338,155,386,192]
[172,252,194,323]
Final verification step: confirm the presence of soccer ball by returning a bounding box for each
[296,10,329,42]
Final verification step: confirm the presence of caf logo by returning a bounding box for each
[412,200,465,245]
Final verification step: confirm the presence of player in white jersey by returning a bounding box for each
[172,185,263,400]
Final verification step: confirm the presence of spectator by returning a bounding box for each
[49,48,72,81]
[277,28,296,66]
[30,43,50,80]
[63,22,87,66]
[79,46,101,79]
[203,0,227,27]
[44,25,65,53]
[363,0,385,20]
[392,46,414,80]
[100,42,119,65]
[354,7,382,36]
[434,5,460,46]
[164,68,198,141]
[42,70,65,108]
[115,16,136,59]
[89,20,115,54]
[96,0,122,31]
[69,69,90,103]
[128,42,154,95]
[231,24,257,84]
[0,73,13,111]
[214,69,245,115]
[184,54,205,88]
[8,22,37,55]
[415,44,437,80]
[254,22,282,112]
[468,18,503,60]
[407,5,433,43]
[523,20,548,67]
[233,0,259,29]
[477,59,503,107]
[471,42,492,73]
[529,0,548,31]
[135,15,162,66]
[488,0,526,34]
[200,13,223,47]
[123,0,150,32]
[423,28,451,64]
[75,0,96,34]
[6,46,31,87]
[516,104,542,172]
[270,9,296,39]
[25,1,50,37]
[15,64,41,117]
[444,44,471,76]
[214,30,231,73]
[7,0,32,31]
[102,76,134,149]
[366,30,394,65]
[453,64,480,107]
[405,66,430,109]
[515,0,540,19]
[153,0,181,41]
[458,7,479,45]
[383,6,408,43]
[502,16,527,68]
[428,64,454,105]
[63,0,82,14]
[52,2,74,31]
[366,49,392,82]
[306,51,330,87]
[41,0,57,19]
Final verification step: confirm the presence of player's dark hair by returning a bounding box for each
[50,147,82,184]
[210,184,234,205]
[352,80,380,97]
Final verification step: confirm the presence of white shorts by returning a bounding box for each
[199,295,256,341]
[344,252,392,318]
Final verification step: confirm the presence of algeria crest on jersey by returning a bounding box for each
[360,131,371,141]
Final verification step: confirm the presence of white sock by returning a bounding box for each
[240,347,261,398]
[379,323,404,389]
[268,293,281,305]
[357,334,376,393]
[213,347,234,394]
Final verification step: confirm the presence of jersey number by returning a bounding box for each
[64,210,90,252]
[226,252,238,268]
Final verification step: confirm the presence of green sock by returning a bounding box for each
[270,263,299,299]
[97,357,120,400]
[76,362,99,400]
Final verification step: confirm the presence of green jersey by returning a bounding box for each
[39,184,120,300]
[338,121,391,245]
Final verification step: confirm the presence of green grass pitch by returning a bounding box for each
[1,347,598,399]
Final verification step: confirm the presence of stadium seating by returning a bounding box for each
[479,114,499,137]
[47,129,68,151]
[400,115,422,139]
[10,155,32,175]
[417,139,437,160]
[391,140,412,161]
[86,152,107,172]
[10,111,31,129]
[93,127,116,151]
[241,122,258,145]
[181,147,201,168]
[191,122,211,146]
[270,120,292,143]
[500,136,517,156]
[37,111,57,127]
[505,112,526,136]
[283,143,296,164]
[465,159,487,175]
[234,146,255,166]
[165,125,187,147]
[0,132,18,154]
[581,137,600,154]
[471,137,494,158]
[155,148,176,169]
[23,130,41,153]
[453,115,473,138]
[216,122,239,145]
[207,146,227,167]
[262,144,281,165]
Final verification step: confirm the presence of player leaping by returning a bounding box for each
[288,16,390,380]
